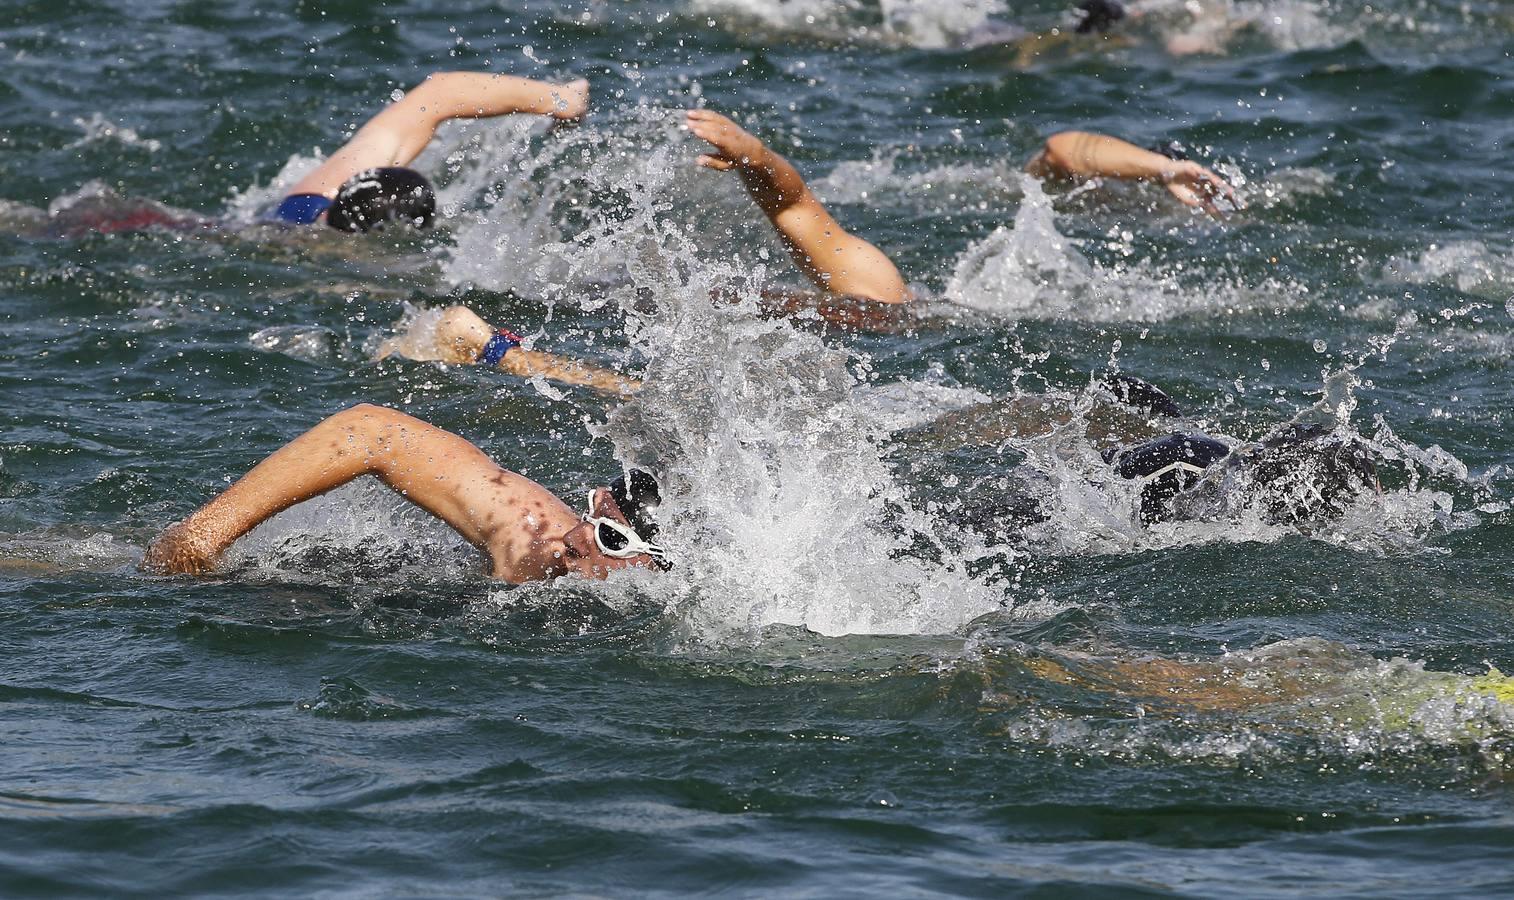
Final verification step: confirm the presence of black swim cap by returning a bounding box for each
[1100,373,1184,417]
[1149,140,1191,162]
[608,469,662,544]
[1111,432,1231,523]
[325,167,436,233]
[1076,0,1126,34]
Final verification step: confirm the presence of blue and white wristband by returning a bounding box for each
[477,329,523,367]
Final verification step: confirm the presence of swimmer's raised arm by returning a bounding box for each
[289,73,590,199]
[684,109,911,304]
[430,306,640,396]
[1026,130,1240,215]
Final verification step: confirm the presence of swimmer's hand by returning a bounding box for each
[1161,160,1244,215]
[549,78,590,122]
[684,109,768,172]
[142,522,220,575]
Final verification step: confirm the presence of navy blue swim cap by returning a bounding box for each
[1111,432,1230,523]
[326,167,436,233]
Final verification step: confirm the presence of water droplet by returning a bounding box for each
[1313,339,1327,353]
[866,790,900,808]
[390,89,404,102]
[1506,296,1514,318]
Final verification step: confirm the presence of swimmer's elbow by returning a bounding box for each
[1038,132,1085,176]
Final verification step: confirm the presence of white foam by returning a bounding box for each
[1382,240,1514,297]
[1137,0,1354,55]
[226,479,483,584]
[248,325,337,364]
[814,150,1023,208]
[68,113,162,152]
[688,0,1006,47]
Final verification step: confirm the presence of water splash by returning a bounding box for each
[936,366,1471,557]
[814,149,1024,210]
[688,0,1007,48]
[223,153,324,224]
[943,175,1299,321]
[226,480,482,585]
[1382,240,1514,298]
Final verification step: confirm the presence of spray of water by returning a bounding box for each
[943,175,1302,321]
[688,0,1006,48]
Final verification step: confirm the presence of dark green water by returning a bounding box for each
[4,0,1514,895]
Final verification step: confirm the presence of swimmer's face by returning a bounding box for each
[560,488,660,576]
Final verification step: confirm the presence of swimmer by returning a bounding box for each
[379,305,640,396]
[918,375,1383,533]
[994,1,1135,66]
[684,108,912,305]
[272,72,589,232]
[142,404,666,583]
[1107,423,1382,526]
[1026,131,1241,215]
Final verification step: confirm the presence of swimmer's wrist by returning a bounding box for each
[478,329,523,367]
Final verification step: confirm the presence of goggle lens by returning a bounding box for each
[595,520,632,553]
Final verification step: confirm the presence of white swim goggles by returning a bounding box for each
[583,491,668,563]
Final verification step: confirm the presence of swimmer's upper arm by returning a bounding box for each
[770,198,911,303]
[285,76,456,197]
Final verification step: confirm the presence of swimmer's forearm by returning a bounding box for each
[738,148,911,302]
[405,72,581,122]
[430,306,638,395]
[500,349,640,396]
[142,406,397,573]
[736,145,818,219]
[1031,131,1174,182]
[289,73,584,196]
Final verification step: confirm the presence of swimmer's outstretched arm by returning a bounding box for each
[428,306,640,396]
[685,109,911,304]
[142,404,579,582]
[289,73,590,198]
[1026,131,1240,215]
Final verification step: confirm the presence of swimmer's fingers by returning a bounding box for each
[1166,165,1238,216]
[696,154,738,171]
[1197,166,1244,211]
[684,109,762,169]
[1164,180,1208,211]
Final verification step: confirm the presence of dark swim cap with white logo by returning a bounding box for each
[1109,432,1231,523]
[325,167,436,233]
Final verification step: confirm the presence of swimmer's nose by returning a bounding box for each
[563,521,594,558]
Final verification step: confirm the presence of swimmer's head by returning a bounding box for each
[609,469,663,547]
[1100,373,1184,418]
[1149,140,1191,162]
[1076,0,1126,34]
[1109,432,1231,523]
[1238,424,1382,525]
[326,167,436,233]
